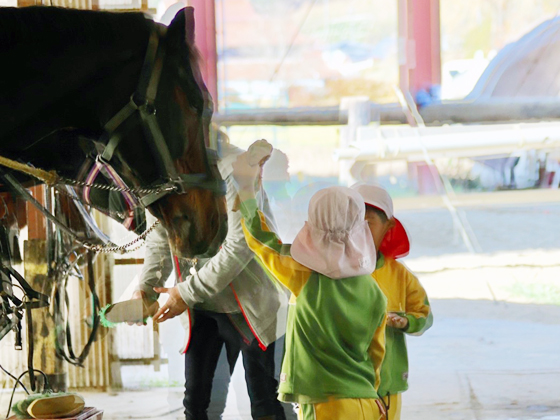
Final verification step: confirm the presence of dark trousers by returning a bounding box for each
[183,309,287,420]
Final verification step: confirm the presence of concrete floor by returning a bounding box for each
[75,254,560,420]
[72,296,560,420]
[2,201,560,420]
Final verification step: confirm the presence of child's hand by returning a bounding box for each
[387,312,409,329]
[232,139,273,199]
[247,139,273,166]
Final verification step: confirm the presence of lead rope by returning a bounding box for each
[0,153,176,196]
[54,186,160,255]
[0,155,58,186]
[0,168,158,255]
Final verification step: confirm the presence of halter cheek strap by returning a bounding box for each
[97,24,226,209]
[82,158,138,230]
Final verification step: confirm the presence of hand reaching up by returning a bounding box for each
[232,139,273,200]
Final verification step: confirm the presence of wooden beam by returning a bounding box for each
[17,0,36,6]
[114,258,145,265]
[213,98,560,127]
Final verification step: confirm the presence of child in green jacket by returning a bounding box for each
[353,183,433,420]
[232,141,388,420]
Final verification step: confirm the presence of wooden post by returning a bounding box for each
[103,246,123,392]
[23,186,67,391]
[339,97,371,186]
[190,0,219,111]
[26,186,46,241]
[24,240,67,391]
[398,0,441,98]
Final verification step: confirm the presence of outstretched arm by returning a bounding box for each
[136,214,174,303]
[233,141,311,296]
[153,142,284,322]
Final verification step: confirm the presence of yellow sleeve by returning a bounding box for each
[401,264,433,335]
[240,198,311,297]
[368,312,387,391]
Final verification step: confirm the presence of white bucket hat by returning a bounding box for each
[291,186,377,279]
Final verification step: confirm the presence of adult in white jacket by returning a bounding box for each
[133,141,288,420]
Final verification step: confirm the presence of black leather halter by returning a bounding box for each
[0,222,49,391]
[99,24,226,208]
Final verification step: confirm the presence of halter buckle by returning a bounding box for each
[96,154,109,166]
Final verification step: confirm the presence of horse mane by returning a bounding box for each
[0,5,206,172]
[0,6,151,50]
[0,6,202,83]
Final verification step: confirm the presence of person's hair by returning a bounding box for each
[365,204,388,223]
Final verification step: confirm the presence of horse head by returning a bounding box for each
[0,7,227,258]
[101,8,228,258]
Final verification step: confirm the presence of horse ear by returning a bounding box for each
[167,6,195,47]
[183,7,196,45]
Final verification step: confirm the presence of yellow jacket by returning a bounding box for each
[372,255,433,395]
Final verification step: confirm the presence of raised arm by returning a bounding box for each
[233,140,311,296]
[240,198,311,297]
[136,212,174,302]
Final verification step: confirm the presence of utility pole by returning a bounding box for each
[398,0,442,98]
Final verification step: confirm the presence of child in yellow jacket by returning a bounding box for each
[232,141,388,420]
[352,183,433,420]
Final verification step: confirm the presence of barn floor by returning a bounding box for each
[78,299,560,420]
[78,250,560,420]
[2,200,560,420]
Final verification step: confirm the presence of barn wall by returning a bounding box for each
[1,213,117,391]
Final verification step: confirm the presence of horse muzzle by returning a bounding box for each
[169,212,227,259]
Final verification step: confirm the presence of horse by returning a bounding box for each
[0,6,227,258]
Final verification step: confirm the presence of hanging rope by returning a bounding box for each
[0,155,59,186]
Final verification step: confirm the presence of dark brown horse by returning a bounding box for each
[0,6,227,258]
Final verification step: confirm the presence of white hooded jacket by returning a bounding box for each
[137,142,288,351]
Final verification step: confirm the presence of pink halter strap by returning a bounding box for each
[82,158,139,230]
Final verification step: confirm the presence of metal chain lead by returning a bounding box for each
[82,219,160,254]
[55,178,168,254]
[61,176,177,196]
[53,186,157,254]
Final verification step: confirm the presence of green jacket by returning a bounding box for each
[240,198,388,403]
